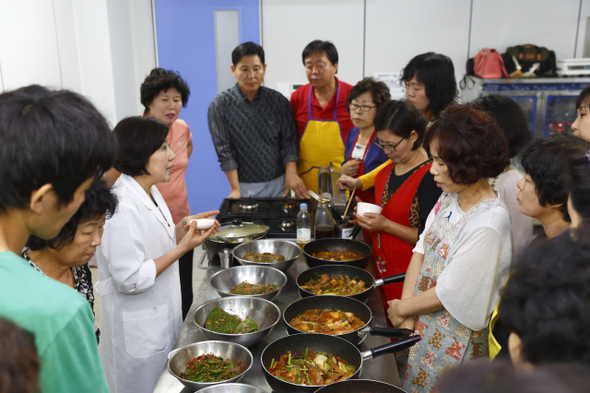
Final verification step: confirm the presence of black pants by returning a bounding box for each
[179,248,194,320]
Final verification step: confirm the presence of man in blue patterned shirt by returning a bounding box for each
[208,42,308,198]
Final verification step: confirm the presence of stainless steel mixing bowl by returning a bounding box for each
[194,296,281,347]
[232,239,301,272]
[167,340,253,391]
[209,265,287,301]
[197,383,269,393]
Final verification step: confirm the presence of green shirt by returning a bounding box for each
[0,251,108,392]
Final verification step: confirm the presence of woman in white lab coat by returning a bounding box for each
[96,116,218,393]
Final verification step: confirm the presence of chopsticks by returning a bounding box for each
[342,187,356,220]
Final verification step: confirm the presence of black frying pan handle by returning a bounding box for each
[375,273,406,287]
[364,335,422,359]
[369,327,414,338]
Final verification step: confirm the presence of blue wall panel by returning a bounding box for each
[154,0,260,213]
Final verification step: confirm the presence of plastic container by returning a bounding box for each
[296,203,311,247]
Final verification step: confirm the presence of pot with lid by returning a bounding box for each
[204,220,269,254]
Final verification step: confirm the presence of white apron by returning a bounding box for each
[96,174,182,393]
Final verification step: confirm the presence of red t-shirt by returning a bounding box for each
[290,77,354,143]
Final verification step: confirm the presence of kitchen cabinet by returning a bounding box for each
[461,77,590,138]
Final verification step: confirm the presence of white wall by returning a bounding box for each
[0,0,155,126]
[261,0,590,98]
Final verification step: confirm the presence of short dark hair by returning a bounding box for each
[499,229,590,366]
[113,116,169,177]
[575,84,590,110]
[438,359,590,393]
[346,77,391,113]
[140,68,190,113]
[0,85,115,212]
[302,40,338,67]
[231,42,265,66]
[567,150,590,223]
[424,105,509,184]
[26,178,117,251]
[374,100,427,150]
[0,317,39,393]
[401,52,457,118]
[521,135,590,222]
[473,95,532,158]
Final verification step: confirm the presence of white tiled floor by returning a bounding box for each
[91,246,208,330]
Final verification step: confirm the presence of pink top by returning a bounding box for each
[156,119,191,224]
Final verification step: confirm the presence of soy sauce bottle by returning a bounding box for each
[314,199,336,239]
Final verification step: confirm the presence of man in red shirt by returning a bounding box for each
[290,40,354,193]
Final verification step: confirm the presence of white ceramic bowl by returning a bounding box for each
[356,202,383,217]
[191,218,215,229]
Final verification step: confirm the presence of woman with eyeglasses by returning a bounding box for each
[341,100,441,308]
[341,78,390,242]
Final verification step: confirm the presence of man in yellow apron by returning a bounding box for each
[290,40,354,193]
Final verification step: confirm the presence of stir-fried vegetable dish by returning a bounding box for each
[180,353,237,382]
[204,308,258,334]
[242,252,286,263]
[229,281,280,295]
[301,274,367,296]
[288,309,365,334]
[311,251,364,261]
[268,348,356,385]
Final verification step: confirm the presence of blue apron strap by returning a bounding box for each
[332,79,341,121]
[307,85,313,119]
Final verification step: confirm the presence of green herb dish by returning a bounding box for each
[204,308,258,334]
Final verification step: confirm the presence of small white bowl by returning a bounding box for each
[356,202,383,217]
[191,218,215,229]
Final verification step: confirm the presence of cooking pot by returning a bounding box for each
[261,333,420,393]
[303,238,371,268]
[296,264,406,303]
[283,295,413,346]
[204,220,269,255]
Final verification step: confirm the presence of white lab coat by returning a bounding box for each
[96,174,182,393]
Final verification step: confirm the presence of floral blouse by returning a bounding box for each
[22,248,100,343]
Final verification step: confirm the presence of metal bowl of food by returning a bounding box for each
[167,340,253,391]
[197,383,269,393]
[232,239,301,272]
[209,265,287,301]
[194,296,281,347]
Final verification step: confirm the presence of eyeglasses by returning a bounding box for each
[373,138,404,153]
[349,103,377,112]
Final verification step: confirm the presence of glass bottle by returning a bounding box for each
[296,203,311,247]
[314,199,336,239]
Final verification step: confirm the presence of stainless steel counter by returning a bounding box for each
[154,253,400,392]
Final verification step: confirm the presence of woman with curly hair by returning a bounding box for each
[388,105,513,392]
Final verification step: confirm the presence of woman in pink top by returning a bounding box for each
[140,68,194,319]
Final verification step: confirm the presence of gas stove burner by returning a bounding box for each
[280,221,294,231]
[282,200,298,213]
[238,201,259,211]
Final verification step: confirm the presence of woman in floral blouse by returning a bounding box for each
[22,179,117,342]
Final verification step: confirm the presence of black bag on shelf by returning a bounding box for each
[503,44,557,75]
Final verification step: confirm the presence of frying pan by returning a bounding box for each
[303,239,371,268]
[296,264,406,303]
[283,295,413,346]
[261,333,420,393]
[314,379,407,393]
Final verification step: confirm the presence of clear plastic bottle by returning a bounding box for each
[296,203,311,247]
[314,199,336,239]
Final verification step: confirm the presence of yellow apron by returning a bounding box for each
[298,82,345,193]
